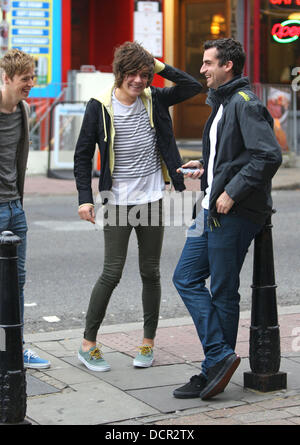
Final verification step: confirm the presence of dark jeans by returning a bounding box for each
[173,209,262,377]
[84,200,164,341]
[0,199,28,324]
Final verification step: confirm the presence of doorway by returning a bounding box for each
[174,0,229,139]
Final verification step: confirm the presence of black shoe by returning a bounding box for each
[200,353,241,400]
[173,374,207,399]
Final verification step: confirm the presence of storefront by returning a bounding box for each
[0,0,297,172]
[260,0,300,84]
[255,0,300,154]
[164,0,231,139]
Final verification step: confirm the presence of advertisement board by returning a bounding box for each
[3,0,62,97]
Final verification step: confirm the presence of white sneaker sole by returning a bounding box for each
[24,362,51,369]
[78,352,111,372]
[133,358,154,368]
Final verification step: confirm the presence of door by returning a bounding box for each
[174,0,228,139]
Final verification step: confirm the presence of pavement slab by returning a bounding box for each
[22,307,300,425]
[27,381,159,425]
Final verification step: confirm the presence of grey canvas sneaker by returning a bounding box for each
[78,345,110,371]
[133,345,154,368]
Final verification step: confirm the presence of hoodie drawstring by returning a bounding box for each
[101,104,108,142]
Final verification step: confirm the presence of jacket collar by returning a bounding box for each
[206,75,250,107]
[94,82,152,109]
[94,83,154,128]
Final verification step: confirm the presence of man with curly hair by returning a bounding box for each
[75,41,202,371]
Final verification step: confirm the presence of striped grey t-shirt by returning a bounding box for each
[110,92,164,205]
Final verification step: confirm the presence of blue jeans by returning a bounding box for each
[173,209,262,377]
[0,199,28,324]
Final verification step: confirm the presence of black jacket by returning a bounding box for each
[201,76,282,225]
[74,63,202,206]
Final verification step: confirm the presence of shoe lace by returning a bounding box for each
[138,345,153,356]
[190,374,206,385]
[24,349,38,360]
[190,375,201,382]
[90,347,103,360]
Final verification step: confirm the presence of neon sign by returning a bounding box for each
[271,20,300,43]
[269,0,300,6]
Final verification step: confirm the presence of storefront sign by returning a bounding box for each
[271,19,300,43]
[269,0,300,7]
[5,0,61,97]
[134,1,163,58]
[9,1,52,85]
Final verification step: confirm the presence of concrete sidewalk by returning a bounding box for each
[24,305,300,426]
[20,162,300,425]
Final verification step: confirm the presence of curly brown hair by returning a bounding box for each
[113,41,155,88]
[0,49,35,79]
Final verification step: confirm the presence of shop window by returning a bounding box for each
[185,2,227,81]
[260,0,300,84]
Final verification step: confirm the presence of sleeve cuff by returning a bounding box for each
[78,203,94,209]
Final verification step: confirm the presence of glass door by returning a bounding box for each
[174,0,228,139]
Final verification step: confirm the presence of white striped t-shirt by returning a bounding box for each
[109,92,164,205]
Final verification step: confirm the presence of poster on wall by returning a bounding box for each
[1,0,61,97]
[267,87,291,152]
[134,1,163,58]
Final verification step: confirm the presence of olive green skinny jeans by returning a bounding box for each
[84,200,164,341]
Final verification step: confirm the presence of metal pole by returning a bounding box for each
[0,231,29,425]
[244,212,287,392]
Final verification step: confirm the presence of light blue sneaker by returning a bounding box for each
[23,349,51,369]
[133,345,154,368]
[78,345,110,372]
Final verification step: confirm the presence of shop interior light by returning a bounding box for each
[288,13,300,20]
[210,14,225,36]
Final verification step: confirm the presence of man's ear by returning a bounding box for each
[225,60,234,73]
[2,72,11,85]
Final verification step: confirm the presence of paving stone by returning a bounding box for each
[250,419,297,425]
[127,382,245,414]
[257,395,300,410]
[127,385,209,413]
[155,412,242,425]
[27,374,60,397]
[232,408,292,424]
[284,406,300,416]
[27,381,158,425]
[33,339,113,358]
[44,366,101,385]
[205,403,262,419]
[289,416,300,425]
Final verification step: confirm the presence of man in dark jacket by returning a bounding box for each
[173,38,282,400]
[74,42,202,372]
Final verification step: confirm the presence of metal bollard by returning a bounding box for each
[244,213,287,392]
[0,231,29,425]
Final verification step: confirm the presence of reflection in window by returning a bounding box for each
[185,2,226,84]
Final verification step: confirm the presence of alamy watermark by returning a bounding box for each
[292,327,300,352]
[291,67,300,92]
[94,189,203,229]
